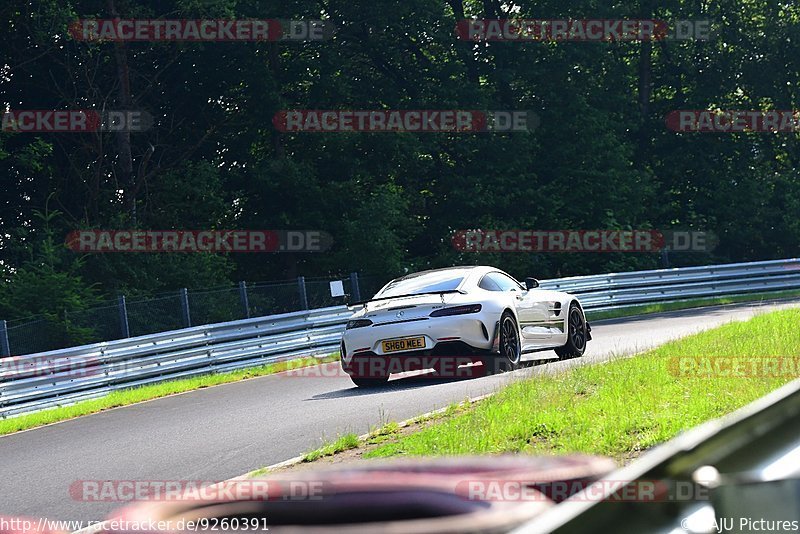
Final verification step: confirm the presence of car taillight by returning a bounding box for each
[346,319,373,329]
[429,304,482,317]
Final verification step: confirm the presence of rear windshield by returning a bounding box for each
[376,271,466,298]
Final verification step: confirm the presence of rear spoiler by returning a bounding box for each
[350,289,466,308]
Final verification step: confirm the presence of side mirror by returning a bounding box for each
[524,277,539,290]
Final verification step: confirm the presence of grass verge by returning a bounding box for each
[302,433,360,462]
[585,289,800,322]
[360,308,800,462]
[0,354,339,437]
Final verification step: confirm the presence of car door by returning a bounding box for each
[479,272,548,347]
[487,272,553,345]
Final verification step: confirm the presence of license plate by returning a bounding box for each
[382,337,426,353]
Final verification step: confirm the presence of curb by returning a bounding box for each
[240,391,497,477]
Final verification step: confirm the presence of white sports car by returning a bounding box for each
[340,266,591,387]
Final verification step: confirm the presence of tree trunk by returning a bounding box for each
[108,0,136,224]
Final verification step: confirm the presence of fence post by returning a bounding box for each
[118,296,130,338]
[0,320,10,357]
[297,276,309,310]
[239,281,250,319]
[349,272,361,302]
[180,288,192,327]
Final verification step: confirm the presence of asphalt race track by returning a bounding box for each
[1,299,798,521]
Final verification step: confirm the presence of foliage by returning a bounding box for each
[1,0,798,323]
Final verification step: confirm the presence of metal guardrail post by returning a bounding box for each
[661,248,670,268]
[180,288,192,327]
[349,272,361,302]
[298,276,309,310]
[0,320,10,357]
[118,296,130,338]
[239,281,250,319]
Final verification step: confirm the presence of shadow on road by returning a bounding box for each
[307,367,487,400]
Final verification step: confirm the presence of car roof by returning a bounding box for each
[374,266,514,298]
[390,265,501,284]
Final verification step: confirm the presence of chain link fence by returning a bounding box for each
[0,273,381,357]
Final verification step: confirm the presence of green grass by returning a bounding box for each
[299,422,404,463]
[293,403,475,467]
[0,354,339,437]
[303,433,360,462]
[364,308,800,461]
[365,421,402,445]
[585,289,800,322]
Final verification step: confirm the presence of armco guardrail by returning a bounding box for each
[540,258,800,311]
[0,306,354,418]
[1,258,799,418]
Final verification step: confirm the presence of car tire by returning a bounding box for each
[349,376,389,388]
[342,342,390,387]
[555,302,588,359]
[484,312,522,374]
